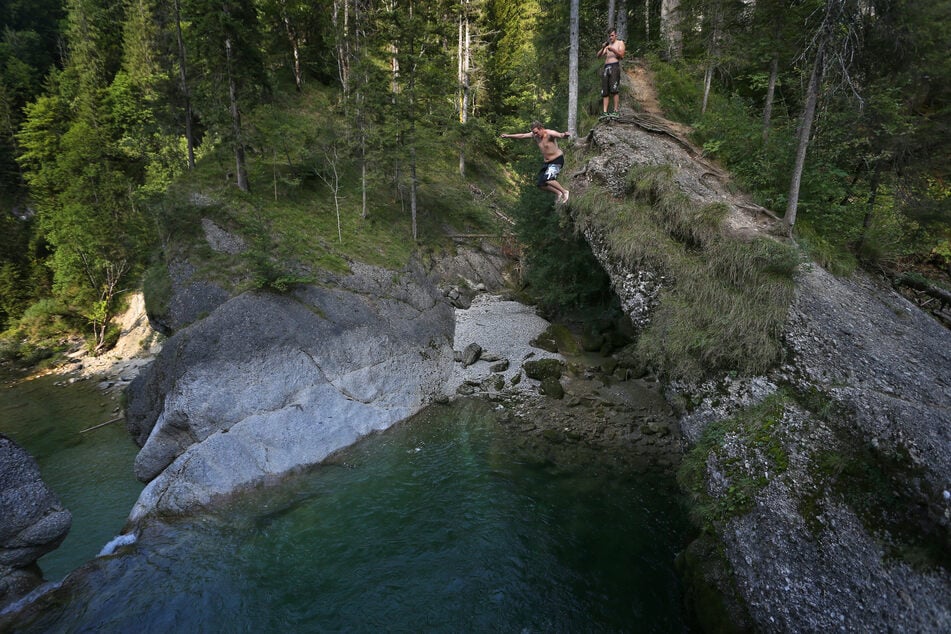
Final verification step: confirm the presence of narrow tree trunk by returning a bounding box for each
[616,0,628,41]
[173,0,195,170]
[660,0,682,60]
[784,48,823,232]
[762,53,778,143]
[644,0,650,43]
[701,65,713,115]
[333,0,351,98]
[568,0,579,137]
[855,162,882,252]
[458,3,471,177]
[279,0,303,91]
[608,0,616,28]
[225,36,249,192]
[408,0,417,240]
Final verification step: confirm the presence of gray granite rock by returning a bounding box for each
[125,262,454,520]
[0,435,71,609]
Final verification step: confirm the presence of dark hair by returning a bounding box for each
[530,120,543,130]
[607,27,617,35]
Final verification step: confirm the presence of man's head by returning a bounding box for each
[530,121,544,136]
[607,28,617,41]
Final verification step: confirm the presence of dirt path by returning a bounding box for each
[624,61,693,138]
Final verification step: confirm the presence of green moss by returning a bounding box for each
[807,438,950,572]
[522,358,564,381]
[678,394,791,529]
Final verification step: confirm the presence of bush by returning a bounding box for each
[17,298,75,340]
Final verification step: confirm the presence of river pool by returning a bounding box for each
[2,377,693,632]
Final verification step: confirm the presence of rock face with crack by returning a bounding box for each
[124,262,454,521]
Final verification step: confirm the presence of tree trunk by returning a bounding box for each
[660,0,682,60]
[762,53,778,143]
[855,161,882,252]
[225,36,249,192]
[644,0,650,43]
[458,3,471,177]
[701,65,713,115]
[784,47,823,232]
[608,0,616,28]
[568,0,579,137]
[173,0,195,170]
[617,0,628,41]
[279,0,303,91]
[333,0,351,98]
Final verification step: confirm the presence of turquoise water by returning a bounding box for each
[3,390,692,632]
[0,373,143,581]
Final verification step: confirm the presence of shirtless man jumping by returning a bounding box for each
[597,28,626,117]
[500,121,571,203]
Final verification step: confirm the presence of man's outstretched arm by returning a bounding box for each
[500,131,533,139]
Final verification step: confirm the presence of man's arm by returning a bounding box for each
[597,42,609,58]
[613,40,626,59]
[500,131,533,139]
[548,129,571,139]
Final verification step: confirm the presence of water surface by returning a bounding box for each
[0,373,142,580]
[6,398,692,632]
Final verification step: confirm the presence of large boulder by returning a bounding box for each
[572,113,951,630]
[125,262,454,521]
[0,435,71,609]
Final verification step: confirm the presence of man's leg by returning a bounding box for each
[540,181,568,202]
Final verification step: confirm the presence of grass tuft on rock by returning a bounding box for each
[572,166,798,381]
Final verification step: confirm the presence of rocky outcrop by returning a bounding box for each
[570,114,951,630]
[125,261,454,521]
[0,435,71,609]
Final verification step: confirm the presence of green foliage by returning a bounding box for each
[16,297,76,340]
[572,168,798,381]
[141,261,173,322]
[512,183,614,315]
[793,222,857,277]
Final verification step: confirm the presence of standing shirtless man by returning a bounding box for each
[500,121,571,203]
[597,28,626,117]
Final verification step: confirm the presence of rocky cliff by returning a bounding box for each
[567,69,951,632]
[124,261,455,521]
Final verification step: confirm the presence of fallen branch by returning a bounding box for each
[894,274,951,306]
[79,417,123,434]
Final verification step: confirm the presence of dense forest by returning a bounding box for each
[0,0,948,364]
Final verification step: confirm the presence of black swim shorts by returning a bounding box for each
[536,155,564,187]
[601,62,621,97]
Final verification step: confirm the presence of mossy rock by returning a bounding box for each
[530,331,558,353]
[548,323,580,355]
[523,358,565,381]
[540,377,564,399]
[581,331,605,352]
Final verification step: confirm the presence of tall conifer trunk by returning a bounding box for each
[568,0,579,137]
[225,35,249,192]
[173,0,195,170]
